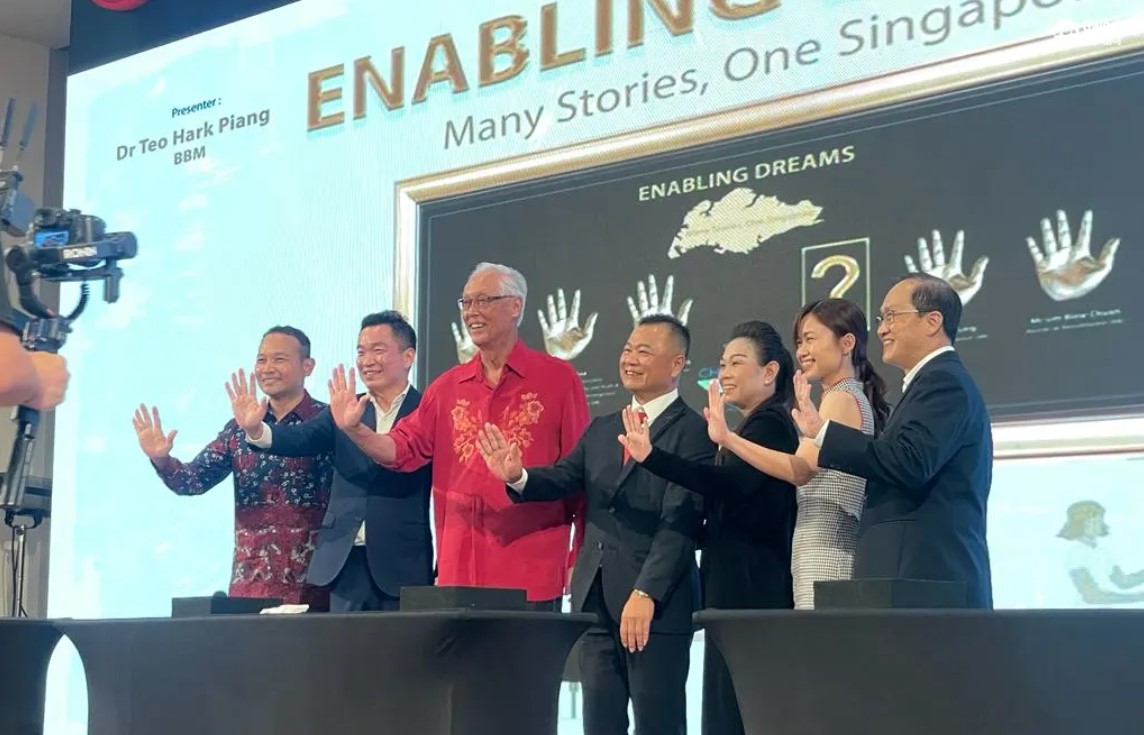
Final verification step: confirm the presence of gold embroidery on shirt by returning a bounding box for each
[451,393,546,463]
[451,399,480,463]
[501,393,544,450]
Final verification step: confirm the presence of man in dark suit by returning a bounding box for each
[233,311,433,612]
[479,314,711,735]
[793,273,993,608]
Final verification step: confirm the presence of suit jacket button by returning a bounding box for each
[608,507,615,514]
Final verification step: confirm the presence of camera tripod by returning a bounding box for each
[2,406,45,618]
[1,312,71,618]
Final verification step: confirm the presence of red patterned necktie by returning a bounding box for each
[622,407,648,464]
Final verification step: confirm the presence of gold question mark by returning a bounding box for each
[811,255,861,299]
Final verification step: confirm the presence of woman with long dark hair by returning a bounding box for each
[705,298,891,609]
[617,320,799,735]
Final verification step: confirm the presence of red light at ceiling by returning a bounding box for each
[91,0,151,10]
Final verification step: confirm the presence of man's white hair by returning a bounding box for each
[469,262,527,326]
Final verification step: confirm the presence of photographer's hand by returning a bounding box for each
[25,352,69,410]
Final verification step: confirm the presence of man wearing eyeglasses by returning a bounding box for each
[331,262,589,610]
[792,273,993,608]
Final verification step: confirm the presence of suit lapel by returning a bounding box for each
[886,352,959,431]
[361,397,378,432]
[352,388,418,476]
[613,398,687,492]
[396,387,420,422]
[361,386,419,432]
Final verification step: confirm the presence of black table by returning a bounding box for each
[696,609,1144,735]
[59,610,593,735]
[0,619,62,735]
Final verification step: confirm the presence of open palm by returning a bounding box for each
[702,382,731,445]
[328,365,369,431]
[133,404,176,459]
[617,407,651,462]
[225,368,268,434]
[477,423,523,483]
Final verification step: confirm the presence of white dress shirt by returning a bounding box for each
[812,346,955,447]
[508,388,680,491]
[247,385,410,545]
[900,345,955,393]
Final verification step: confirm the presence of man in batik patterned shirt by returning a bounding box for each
[132,326,334,606]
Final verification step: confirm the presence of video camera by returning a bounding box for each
[0,98,137,341]
[5,207,138,314]
[0,97,138,589]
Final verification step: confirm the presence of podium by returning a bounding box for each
[60,610,594,735]
[696,608,1144,735]
[170,595,282,617]
[813,578,968,608]
[0,619,61,735]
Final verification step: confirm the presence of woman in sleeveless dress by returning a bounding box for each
[707,298,891,608]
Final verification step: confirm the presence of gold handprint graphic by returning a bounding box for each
[450,319,477,364]
[905,230,988,305]
[1026,210,1120,301]
[626,274,693,326]
[538,288,598,361]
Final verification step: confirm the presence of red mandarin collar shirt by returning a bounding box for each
[387,340,589,601]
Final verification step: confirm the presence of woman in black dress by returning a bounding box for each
[618,320,799,735]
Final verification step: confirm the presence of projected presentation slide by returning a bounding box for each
[989,453,1144,610]
[419,49,1144,423]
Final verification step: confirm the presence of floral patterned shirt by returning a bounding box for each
[153,391,334,606]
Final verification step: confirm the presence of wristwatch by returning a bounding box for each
[633,589,650,599]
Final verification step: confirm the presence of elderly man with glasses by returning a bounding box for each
[331,262,589,611]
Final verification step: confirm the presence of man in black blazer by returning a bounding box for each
[234,311,433,612]
[479,314,711,735]
[794,274,993,608]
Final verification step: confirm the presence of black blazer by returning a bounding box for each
[257,389,433,597]
[641,400,798,609]
[818,352,993,608]
[509,397,712,634]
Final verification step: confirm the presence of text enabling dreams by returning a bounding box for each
[638,145,856,201]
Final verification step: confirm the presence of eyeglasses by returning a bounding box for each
[457,295,514,311]
[875,309,923,326]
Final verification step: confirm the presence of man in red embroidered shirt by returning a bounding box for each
[330,263,589,609]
